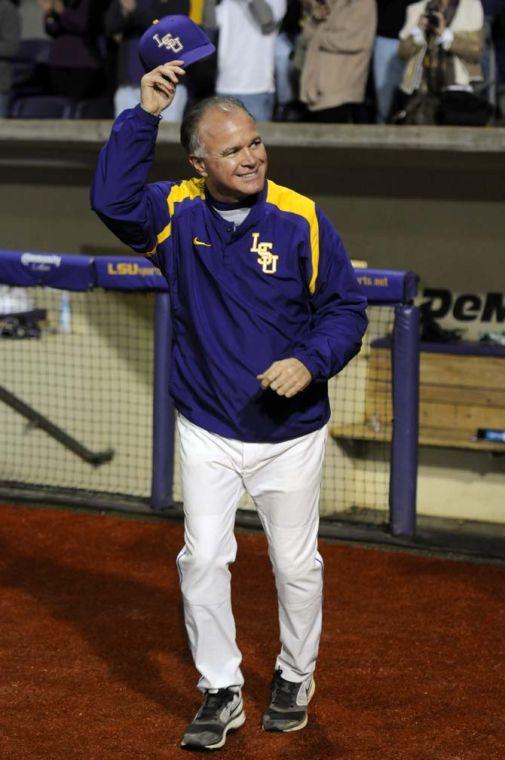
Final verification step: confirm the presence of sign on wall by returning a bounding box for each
[420,289,505,342]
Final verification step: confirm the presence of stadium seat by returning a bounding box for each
[73,97,114,119]
[9,95,75,119]
[9,39,51,100]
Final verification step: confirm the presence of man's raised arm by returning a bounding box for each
[90,62,186,254]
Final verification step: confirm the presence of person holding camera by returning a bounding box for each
[395,0,486,124]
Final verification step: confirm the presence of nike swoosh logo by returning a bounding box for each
[193,237,212,247]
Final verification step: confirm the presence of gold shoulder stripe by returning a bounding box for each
[166,177,206,218]
[152,178,205,254]
[266,179,320,295]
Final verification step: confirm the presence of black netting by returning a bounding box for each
[321,306,394,524]
[2,287,397,525]
[0,286,154,500]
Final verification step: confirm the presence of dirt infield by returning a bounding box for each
[0,503,503,760]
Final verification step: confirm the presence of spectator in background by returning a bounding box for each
[274,0,303,120]
[374,1,412,122]
[204,0,287,121]
[295,0,376,122]
[105,0,191,118]
[493,3,505,120]
[481,0,505,116]
[0,0,21,117]
[396,0,485,124]
[38,0,105,99]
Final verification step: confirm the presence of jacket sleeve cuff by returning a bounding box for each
[291,350,322,382]
[134,103,163,125]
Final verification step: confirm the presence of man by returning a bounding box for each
[296,0,376,122]
[91,61,367,751]
[396,0,484,124]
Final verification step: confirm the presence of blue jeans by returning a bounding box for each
[373,36,406,123]
[217,91,275,121]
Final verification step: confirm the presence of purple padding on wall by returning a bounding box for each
[151,293,174,511]
[0,250,94,291]
[355,269,418,304]
[94,257,168,291]
[0,252,418,304]
[0,250,35,286]
[389,304,420,538]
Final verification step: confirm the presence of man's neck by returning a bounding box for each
[204,180,264,206]
[206,188,259,209]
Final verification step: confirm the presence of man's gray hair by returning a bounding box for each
[180,96,255,158]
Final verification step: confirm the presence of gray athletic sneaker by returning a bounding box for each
[262,669,315,732]
[180,687,245,750]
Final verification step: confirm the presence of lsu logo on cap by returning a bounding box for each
[153,32,184,54]
[139,14,216,72]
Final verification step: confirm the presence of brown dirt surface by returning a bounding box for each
[0,503,503,760]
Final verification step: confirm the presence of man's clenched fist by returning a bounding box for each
[257,358,312,399]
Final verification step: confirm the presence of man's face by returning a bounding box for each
[189,107,268,203]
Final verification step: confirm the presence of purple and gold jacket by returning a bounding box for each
[91,105,367,442]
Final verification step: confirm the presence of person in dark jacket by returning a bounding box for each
[37,0,105,99]
[104,0,190,117]
[0,0,21,117]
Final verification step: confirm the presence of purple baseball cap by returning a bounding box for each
[139,15,216,71]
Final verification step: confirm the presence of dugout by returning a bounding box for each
[0,119,503,527]
[0,252,419,540]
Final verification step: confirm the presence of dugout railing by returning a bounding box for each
[0,251,419,537]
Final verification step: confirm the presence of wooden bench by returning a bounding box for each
[331,342,505,453]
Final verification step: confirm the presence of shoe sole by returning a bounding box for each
[180,708,246,751]
[263,677,316,733]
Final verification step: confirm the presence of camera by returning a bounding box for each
[425,1,441,34]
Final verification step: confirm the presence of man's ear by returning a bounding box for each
[189,155,207,178]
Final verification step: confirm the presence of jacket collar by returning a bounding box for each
[204,181,268,238]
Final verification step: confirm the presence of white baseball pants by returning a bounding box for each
[176,414,327,691]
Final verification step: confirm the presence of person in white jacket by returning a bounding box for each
[204,0,287,119]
